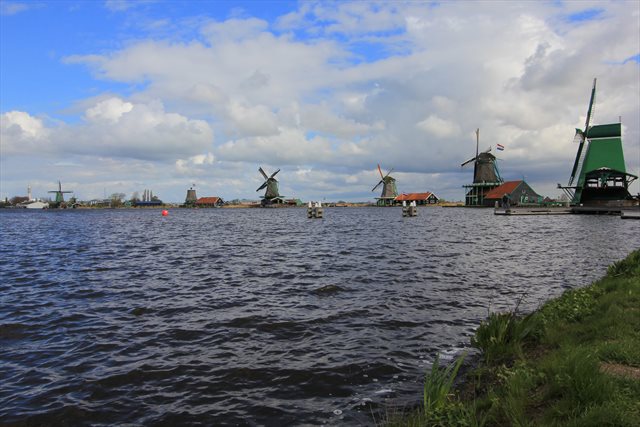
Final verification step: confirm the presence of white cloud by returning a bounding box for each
[217,127,333,165]
[416,115,460,138]
[0,111,51,155]
[175,152,215,175]
[300,104,384,138]
[85,97,133,123]
[2,1,639,202]
[227,102,279,137]
[0,1,30,16]
[201,18,269,43]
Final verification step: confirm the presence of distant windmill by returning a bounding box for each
[48,181,72,208]
[461,129,502,184]
[372,164,398,206]
[257,166,283,206]
[461,129,503,206]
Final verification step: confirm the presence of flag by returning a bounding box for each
[496,144,505,151]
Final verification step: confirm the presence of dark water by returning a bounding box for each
[1,207,638,425]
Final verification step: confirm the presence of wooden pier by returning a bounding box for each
[621,209,640,220]
[307,202,324,219]
[494,207,572,216]
[495,205,640,217]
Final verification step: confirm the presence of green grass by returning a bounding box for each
[386,249,640,426]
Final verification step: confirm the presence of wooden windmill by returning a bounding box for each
[257,166,284,206]
[559,78,637,206]
[372,164,398,206]
[461,129,503,206]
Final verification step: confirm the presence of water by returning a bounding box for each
[1,207,638,425]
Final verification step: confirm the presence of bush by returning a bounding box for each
[607,249,640,277]
[471,311,541,365]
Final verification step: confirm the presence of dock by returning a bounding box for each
[495,205,640,217]
[494,207,572,216]
[621,209,640,220]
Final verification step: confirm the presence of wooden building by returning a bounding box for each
[195,197,224,208]
[395,192,439,205]
[483,180,542,207]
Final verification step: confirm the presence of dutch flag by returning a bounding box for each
[496,144,505,151]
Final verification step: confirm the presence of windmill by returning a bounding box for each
[559,78,637,205]
[257,166,283,206]
[185,183,197,206]
[372,164,398,206]
[461,129,503,206]
[48,181,73,208]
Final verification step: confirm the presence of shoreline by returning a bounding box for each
[387,249,640,426]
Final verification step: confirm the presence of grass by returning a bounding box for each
[386,249,640,426]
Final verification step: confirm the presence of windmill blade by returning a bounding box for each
[568,130,585,186]
[372,180,384,192]
[270,168,280,179]
[377,164,384,179]
[256,182,268,192]
[258,167,268,180]
[461,156,476,167]
[583,78,597,138]
[383,168,394,179]
[569,78,597,185]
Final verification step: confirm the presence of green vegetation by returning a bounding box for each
[387,249,640,426]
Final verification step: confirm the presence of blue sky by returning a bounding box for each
[1,0,639,202]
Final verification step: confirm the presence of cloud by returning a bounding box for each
[85,97,134,123]
[1,98,213,162]
[227,102,279,137]
[65,98,213,161]
[416,115,460,138]
[217,127,334,166]
[0,111,51,155]
[104,0,155,12]
[201,17,269,43]
[175,152,215,175]
[300,104,384,138]
[0,1,30,16]
[2,1,639,202]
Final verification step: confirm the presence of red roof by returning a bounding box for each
[195,197,221,205]
[395,192,437,201]
[484,181,522,199]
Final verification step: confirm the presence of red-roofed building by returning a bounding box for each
[395,192,439,205]
[483,180,542,207]
[195,197,224,208]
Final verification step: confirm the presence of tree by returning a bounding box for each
[10,196,29,205]
[110,193,126,208]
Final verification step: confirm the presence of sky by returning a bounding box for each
[1,0,639,203]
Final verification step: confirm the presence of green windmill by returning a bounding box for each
[559,79,637,206]
[48,181,73,208]
[257,166,284,206]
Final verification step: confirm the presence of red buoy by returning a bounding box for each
[162,210,169,216]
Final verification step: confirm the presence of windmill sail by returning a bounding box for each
[461,129,504,206]
[569,78,596,186]
[372,164,398,205]
[257,167,281,201]
[48,180,72,204]
[560,78,637,205]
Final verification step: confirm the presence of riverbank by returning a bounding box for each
[387,249,640,426]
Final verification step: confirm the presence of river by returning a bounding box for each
[1,207,638,425]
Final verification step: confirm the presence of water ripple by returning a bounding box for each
[1,207,638,425]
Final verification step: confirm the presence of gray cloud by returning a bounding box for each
[2,1,638,202]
